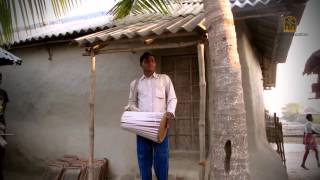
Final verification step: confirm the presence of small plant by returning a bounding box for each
[313,114,320,124]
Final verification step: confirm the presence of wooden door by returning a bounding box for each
[161,54,200,151]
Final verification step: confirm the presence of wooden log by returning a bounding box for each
[197,43,206,180]
[88,49,96,180]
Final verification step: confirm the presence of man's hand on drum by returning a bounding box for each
[165,112,174,128]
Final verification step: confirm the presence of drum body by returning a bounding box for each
[121,111,167,143]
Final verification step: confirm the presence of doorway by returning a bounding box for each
[161,54,200,151]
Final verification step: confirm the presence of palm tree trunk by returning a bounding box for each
[203,0,250,179]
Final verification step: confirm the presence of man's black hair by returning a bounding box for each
[140,52,154,65]
[306,114,312,121]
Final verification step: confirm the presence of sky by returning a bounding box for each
[12,0,113,29]
[55,0,113,18]
[263,0,320,115]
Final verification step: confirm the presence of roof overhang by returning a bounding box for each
[75,0,296,48]
[303,49,320,75]
[74,1,308,89]
[243,0,309,88]
[0,47,22,66]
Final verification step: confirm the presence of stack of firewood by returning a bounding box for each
[42,155,108,180]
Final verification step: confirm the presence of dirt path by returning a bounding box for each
[285,144,320,180]
[4,143,320,180]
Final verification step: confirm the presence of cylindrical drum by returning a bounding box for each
[121,111,168,143]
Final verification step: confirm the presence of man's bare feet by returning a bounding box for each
[301,164,309,170]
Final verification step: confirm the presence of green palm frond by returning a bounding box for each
[108,0,181,19]
[0,0,81,45]
[0,0,13,43]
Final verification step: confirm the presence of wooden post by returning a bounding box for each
[273,113,280,152]
[279,122,286,168]
[88,49,96,180]
[197,43,206,180]
[276,117,283,158]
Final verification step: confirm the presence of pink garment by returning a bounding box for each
[304,133,317,151]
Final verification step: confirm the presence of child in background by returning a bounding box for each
[301,114,320,169]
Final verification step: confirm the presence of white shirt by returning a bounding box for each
[126,73,177,115]
[304,121,320,134]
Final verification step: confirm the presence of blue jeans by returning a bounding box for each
[137,135,169,180]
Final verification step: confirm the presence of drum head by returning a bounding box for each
[158,114,168,143]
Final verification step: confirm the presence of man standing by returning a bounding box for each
[125,52,177,180]
[0,73,9,180]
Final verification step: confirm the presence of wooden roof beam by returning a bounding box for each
[82,40,203,56]
[233,3,289,20]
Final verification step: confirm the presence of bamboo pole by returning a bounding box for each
[197,43,206,180]
[88,49,96,180]
[95,41,200,55]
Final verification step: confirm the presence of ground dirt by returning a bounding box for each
[285,141,320,180]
